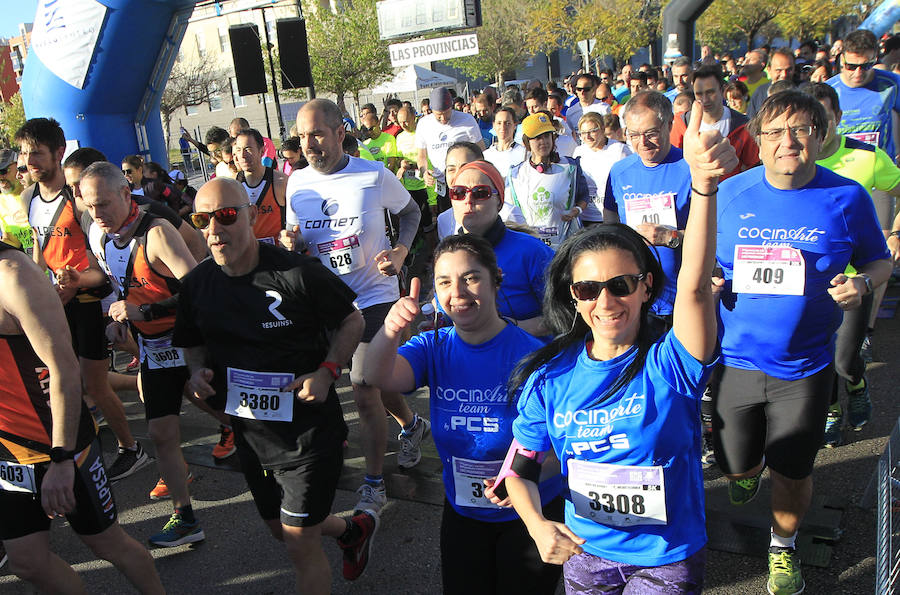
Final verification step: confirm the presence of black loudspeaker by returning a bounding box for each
[229,24,267,96]
[276,18,313,89]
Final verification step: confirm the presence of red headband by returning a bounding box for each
[455,160,505,203]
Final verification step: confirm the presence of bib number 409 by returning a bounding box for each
[239,391,281,411]
[588,491,646,515]
[752,267,783,284]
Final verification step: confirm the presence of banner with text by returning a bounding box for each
[389,33,479,67]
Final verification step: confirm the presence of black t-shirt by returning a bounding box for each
[173,242,357,468]
[133,194,183,229]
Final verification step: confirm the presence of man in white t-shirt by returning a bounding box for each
[283,99,427,517]
[415,87,484,213]
[565,73,611,140]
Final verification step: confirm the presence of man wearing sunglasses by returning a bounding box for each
[565,73,611,141]
[174,176,377,588]
[286,98,426,516]
[79,161,203,549]
[827,28,900,160]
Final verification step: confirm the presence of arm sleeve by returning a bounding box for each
[873,147,900,192]
[394,198,421,249]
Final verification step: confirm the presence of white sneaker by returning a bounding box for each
[397,417,431,470]
[354,482,387,515]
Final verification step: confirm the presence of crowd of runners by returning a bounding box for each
[0,26,899,595]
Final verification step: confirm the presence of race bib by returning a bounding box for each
[452,457,503,509]
[624,193,677,228]
[732,244,805,295]
[538,226,559,247]
[259,237,276,245]
[435,179,447,196]
[225,367,295,422]
[568,459,666,527]
[139,335,185,369]
[403,168,417,179]
[0,461,36,494]
[317,235,363,275]
[845,131,880,146]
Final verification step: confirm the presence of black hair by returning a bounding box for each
[15,118,65,153]
[433,234,502,289]
[236,127,265,149]
[385,98,402,109]
[692,63,725,88]
[361,103,377,114]
[204,126,229,146]
[281,136,301,152]
[508,224,665,406]
[844,29,877,55]
[341,135,359,154]
[750,89,828,141]
[63,147,107,171]
[122,154,143,170]
[143,162,172,184]
[810,81,841,112]
[524,87,549,105]
[447,141,484,160]
[494,106,519,123]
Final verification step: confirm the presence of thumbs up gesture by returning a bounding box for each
[682,101,738,193]
[384,277,421,338]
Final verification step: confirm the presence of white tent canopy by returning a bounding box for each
[371,65,458,95]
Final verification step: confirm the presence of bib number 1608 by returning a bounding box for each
[239,391,280,411]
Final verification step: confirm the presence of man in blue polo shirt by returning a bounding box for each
[828,28,900,159]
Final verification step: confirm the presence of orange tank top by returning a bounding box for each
[239,167,284,243]
[27,185,90,274]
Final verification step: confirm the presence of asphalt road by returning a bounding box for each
[2,288,897,594]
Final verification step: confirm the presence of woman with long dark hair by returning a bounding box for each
[500,105,738,594]
[364,234,565,594]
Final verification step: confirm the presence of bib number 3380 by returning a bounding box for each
[225,367,295,422]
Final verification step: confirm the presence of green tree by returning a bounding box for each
[0,92,26,148]
[446,0,537,87]
[776,0,858,43]
[577,0,664,65]
[697,0,784,50]
[303,0,393,111]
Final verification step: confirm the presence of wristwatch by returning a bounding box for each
[858,273,874,294]
[50,447,75,463]
[318,361,342,381]
[666,230,682,249]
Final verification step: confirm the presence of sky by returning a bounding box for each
[0,0,38,39]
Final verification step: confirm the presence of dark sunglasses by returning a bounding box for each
[449,185,496,201]
[843,60,876,71]
[122,168,133,175]
[575,86,594,92]
[190,204,251,229]
[17,165,27,173]
[571,274,646,300]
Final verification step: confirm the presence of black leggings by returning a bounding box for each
[440,497,564,595]
[831,292,873,404]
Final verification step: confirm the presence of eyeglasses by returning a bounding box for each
[449,185,496,201]
[598,96,612,102]
[758,125,815,142]
[575,86,594,92]
[122,168,133,175]
[580,127,602,136]
[843,60,876,71]
[190,204,251,229]
[626,129,661,143]
[17,165,27,173]
[571,274,646,300]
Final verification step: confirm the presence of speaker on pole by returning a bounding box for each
[276,18,313,90]
[229,24,267,96]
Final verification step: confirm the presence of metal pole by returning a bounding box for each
[259,93,273,140]
[259,7,286,140]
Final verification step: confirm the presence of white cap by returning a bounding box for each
[169,169,186,181]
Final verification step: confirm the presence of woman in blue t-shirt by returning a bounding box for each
[501,106,736,594]
[365,234,565,595]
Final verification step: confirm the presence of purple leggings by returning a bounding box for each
[563,546,706,594]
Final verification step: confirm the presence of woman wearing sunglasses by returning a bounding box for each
[507,112,589,249]
[499,106,737,594]
[447,160,553,336]
[364,234,565,595]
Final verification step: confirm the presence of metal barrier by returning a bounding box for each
[876,416,900,593]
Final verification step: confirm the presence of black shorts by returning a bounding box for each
[236,429,344,528]
[712,365,833,480]
[64,299,107,361]
[350,301,395,385]
[0,439,117,541]
[139,361,187,420]
[440,497,564,595]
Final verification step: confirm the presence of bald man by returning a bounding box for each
[172,177,376,591]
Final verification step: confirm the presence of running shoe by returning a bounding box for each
[354,482,387,515]
[108,442,151,482]
[701,430,716,468]
[149,472,194,501]
[859,335,873,364]
[148,513,205,547]
[847,378,872,430]
[822,404,843,448]
[397,417,431,470]
[728,470,762,506]
[767,546,805,594]
[212,425,236,459]
[126,356,141,371]
[339,510,379,580]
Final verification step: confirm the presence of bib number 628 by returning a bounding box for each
[330,253,352,269]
